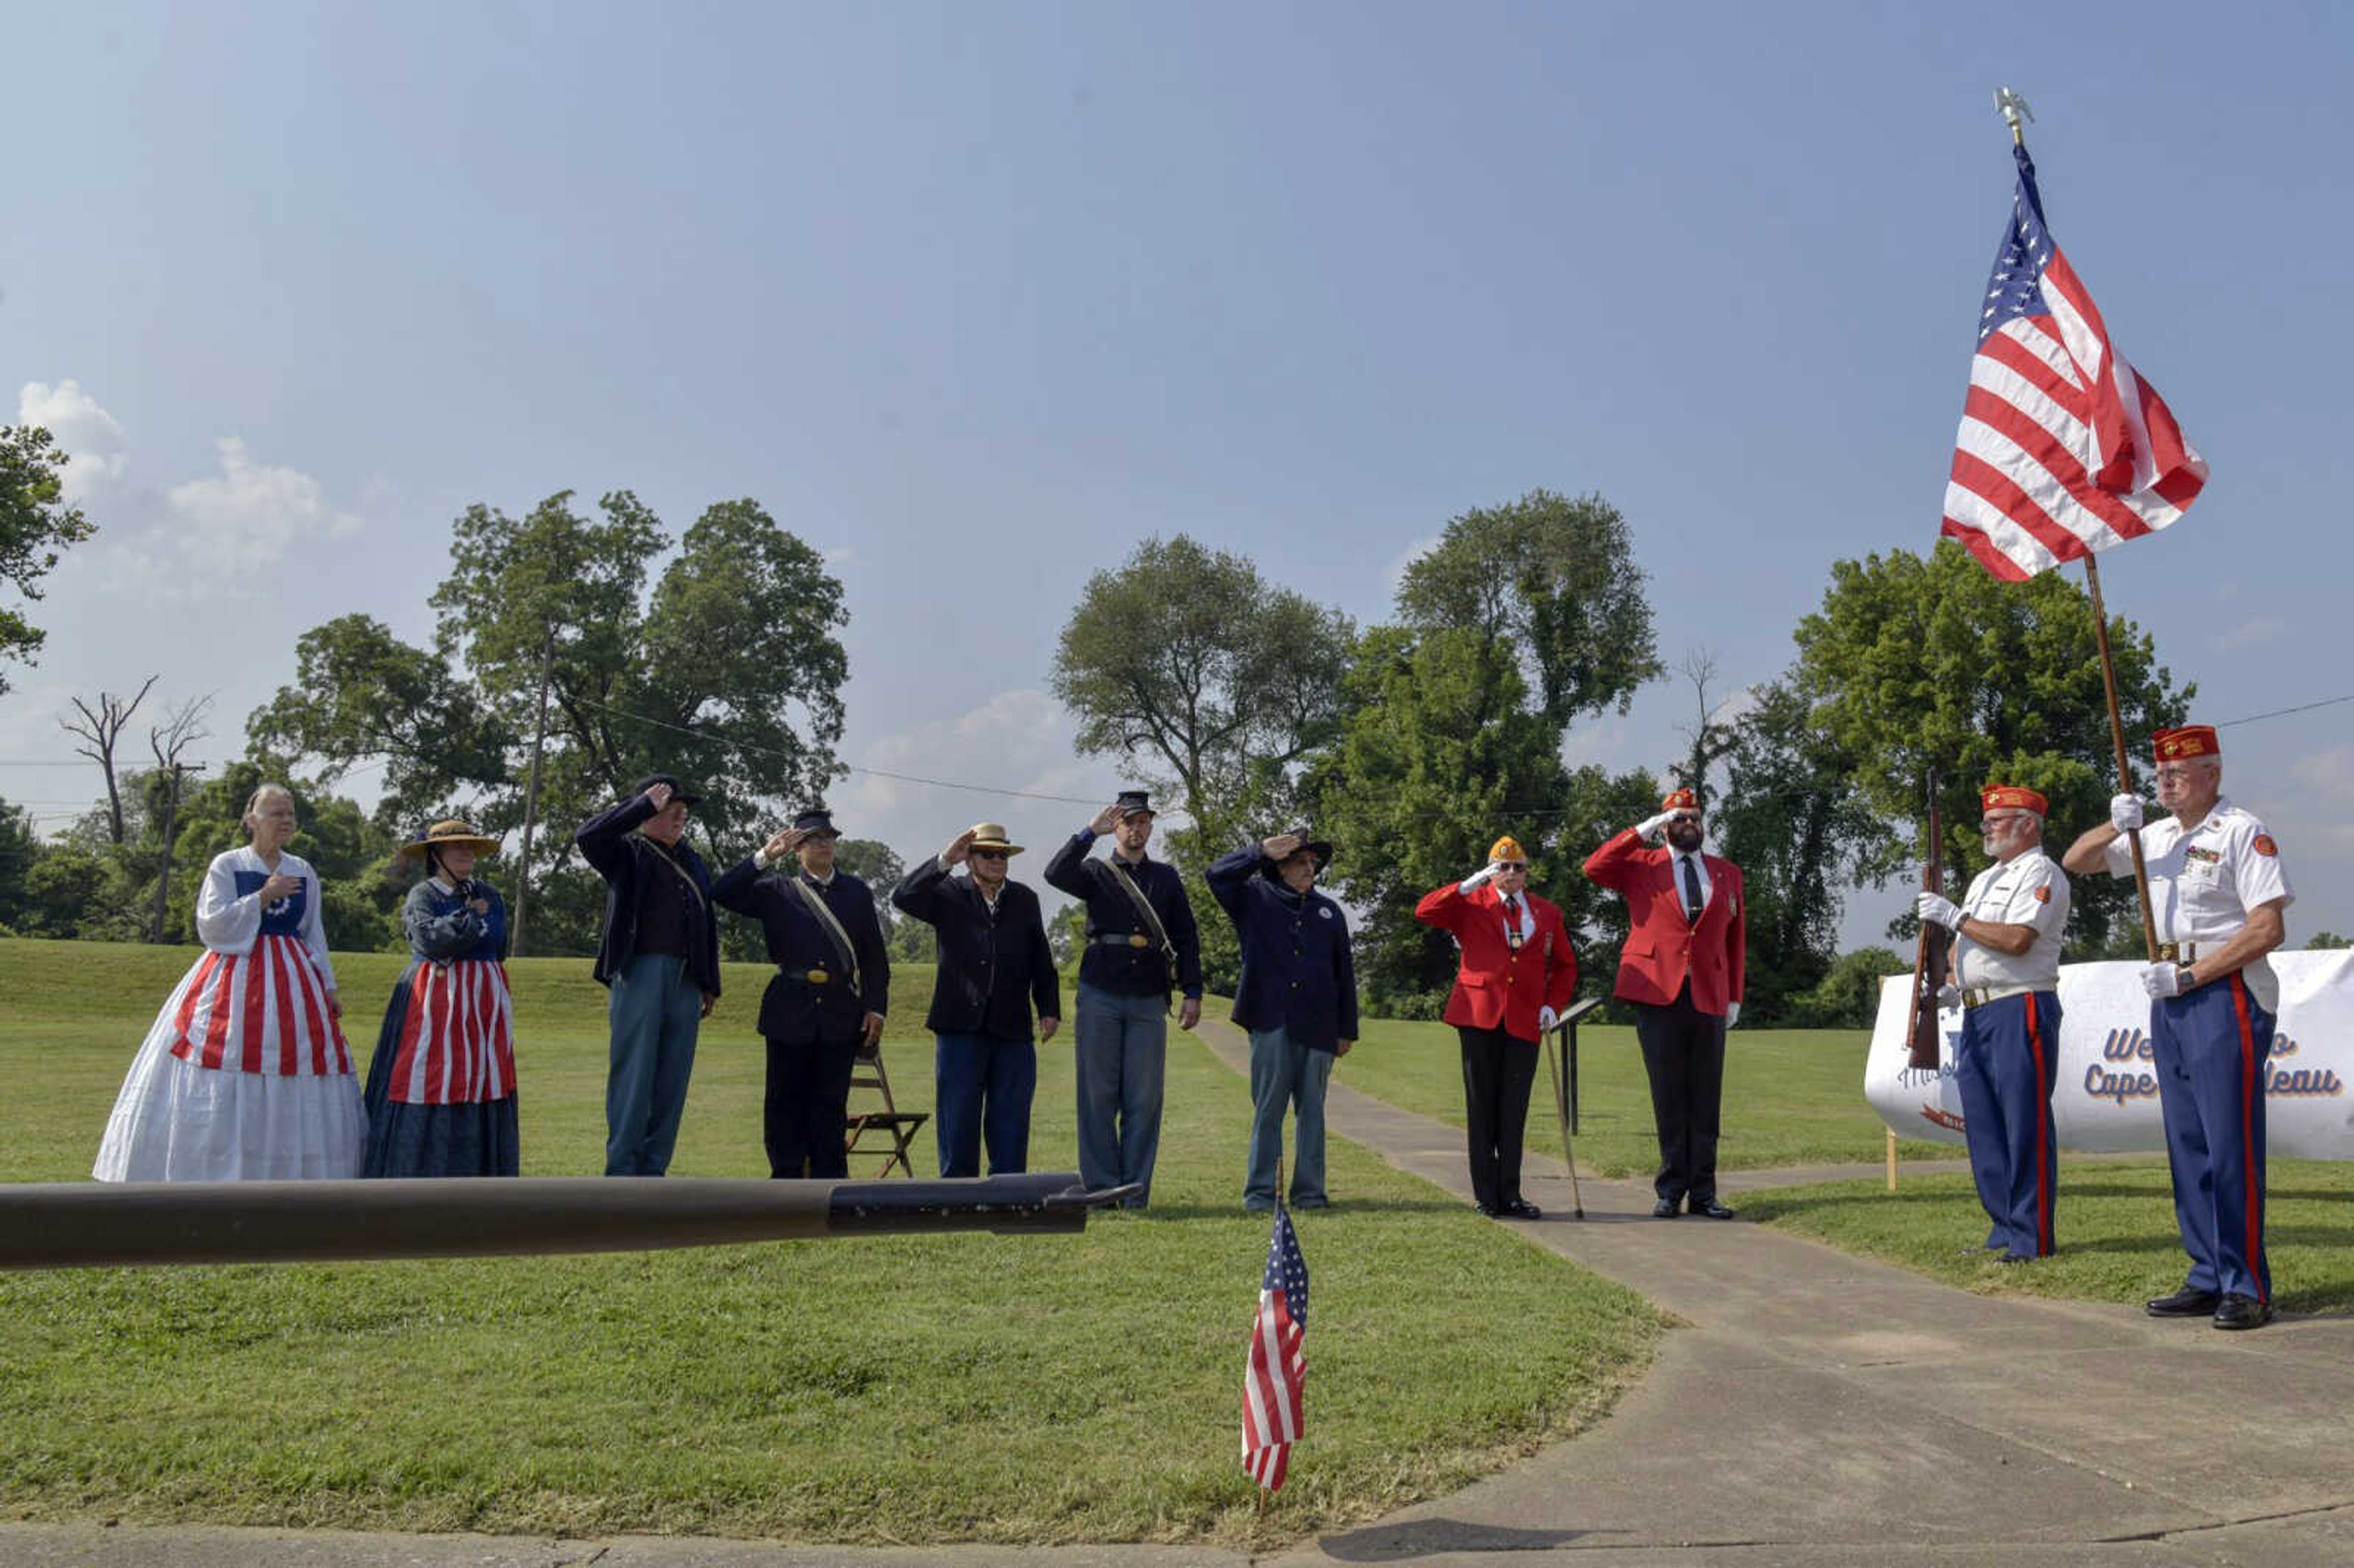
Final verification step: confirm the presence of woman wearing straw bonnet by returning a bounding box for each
[93,782,365,1181]
[361,819,519,1177]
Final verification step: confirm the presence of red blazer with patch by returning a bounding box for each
[1412,881,1579,1043]
[1583,829,1746,1016]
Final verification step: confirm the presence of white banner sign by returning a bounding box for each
[1864,950,2354,1159]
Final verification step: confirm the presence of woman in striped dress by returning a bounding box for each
[94,783,365,1180]
[360,819,519,1176]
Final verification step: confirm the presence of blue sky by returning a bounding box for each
[5,1,2349,946]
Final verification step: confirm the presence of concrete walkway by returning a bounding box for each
[9,1021,2352,1568]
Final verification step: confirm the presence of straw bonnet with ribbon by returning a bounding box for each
[397,818,500,869]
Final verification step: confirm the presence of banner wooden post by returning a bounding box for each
[1886,1127,1899,1192]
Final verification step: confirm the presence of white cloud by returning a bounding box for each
[1381,533,1440,604]
[824,544,858,568]
[17,379,129,501]
[2213,616,2286,652]
[107,437,364,596]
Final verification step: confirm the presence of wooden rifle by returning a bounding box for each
[1906,774,1948,1070]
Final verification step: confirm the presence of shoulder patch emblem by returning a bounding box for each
[2033,885,2051,903]
[1319,905,1333,919]
[2254,833,2279,857]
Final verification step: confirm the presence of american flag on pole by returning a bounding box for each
[1241,1204,1308,1493]
[1941,143,2207,580]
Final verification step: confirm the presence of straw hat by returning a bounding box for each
[397,819,500,867]
[969,822,1024,856]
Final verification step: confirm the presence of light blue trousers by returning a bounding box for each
[1073,983,1167,1206]
[605,953,702,1176]
[1245,1025,1333,1210]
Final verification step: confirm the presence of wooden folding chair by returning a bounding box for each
[843,1042,929,1178]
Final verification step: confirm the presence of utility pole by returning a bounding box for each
[151,761,205,943]
[509,623,558,954]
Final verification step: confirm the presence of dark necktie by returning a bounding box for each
[1680,855,1704,923]
[1504,895,1523,948]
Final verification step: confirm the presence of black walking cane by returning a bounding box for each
[1544,997,1606,1219]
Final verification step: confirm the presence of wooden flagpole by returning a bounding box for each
[1995,87,2162,962]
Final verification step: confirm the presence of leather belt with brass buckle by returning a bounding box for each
[1093,933,1153,949]
[2155,942,2205,962]
[799,969,831,984]
[1960,984,2035,1012]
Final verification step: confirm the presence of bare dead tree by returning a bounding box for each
[147,695,213,943]
[61,676,159,845]
[1672,646,1740,803]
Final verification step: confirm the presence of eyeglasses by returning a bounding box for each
[1981,812,2033,827]
[1668,813,1702,824]
[970,848,1009,861]
[2154,763,2213,780]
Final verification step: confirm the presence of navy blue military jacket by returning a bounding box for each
[1042,832,1203,999]
[575,793,722,997]
[1207,845,1359,1051]
[891,857,1060,1041]
[712,858,889,1046]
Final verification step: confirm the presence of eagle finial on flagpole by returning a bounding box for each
[1994,86,2034,146]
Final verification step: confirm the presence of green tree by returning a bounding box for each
[2307,932,2351,951]
[0,797,46,934]
[247,615,516,826]
[0,424,97,695]
[266,490,851,956]
[1050,535,1352,843]
[1785,946,1907,1029]
[1303,490,1663,1008]
[1789,541,2190,958]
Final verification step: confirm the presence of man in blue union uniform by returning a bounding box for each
[1913,784,2070,1263]
[2063,725,2295,1330]
[1044,790,1203,1208]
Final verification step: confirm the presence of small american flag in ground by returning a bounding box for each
[1241,1204,1308,1493]
[1941,142,2206,580]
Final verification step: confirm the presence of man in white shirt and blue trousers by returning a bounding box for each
[2065,725,2296,1331]
[1915,783,2071,1263]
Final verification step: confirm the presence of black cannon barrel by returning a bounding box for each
[0,1172,1139,1270]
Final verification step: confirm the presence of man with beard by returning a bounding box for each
[1585,788,1748,1220]
[714,808,890,1179]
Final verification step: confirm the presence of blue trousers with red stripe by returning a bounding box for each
[1954,991,2060,1259]
[2151,975,2274,1303]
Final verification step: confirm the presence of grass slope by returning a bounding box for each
[0,938,1659,1546]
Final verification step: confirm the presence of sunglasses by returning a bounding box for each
[971,848,1009,861]
[1668,813,1702,824]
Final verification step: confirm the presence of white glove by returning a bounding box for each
[2111,793,2146,834]
[1460,861,1501,892]
[2141,962,2184,999]
[1936,981,1961,1010]
[1914,890,1964,930]
[1724,1001,1741,1029]
[1537,1004,1559,1032]
[1636,812,1675,842]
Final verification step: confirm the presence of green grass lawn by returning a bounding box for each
[1737,1160,2354,1315]
[0,938,1661,1547]
[1335,1014,1954,1178]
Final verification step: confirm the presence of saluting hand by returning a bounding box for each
[940,827,976,867]
[644,782,674,811]
[1261,832,1304,861]
[1636,811,1675,842]
[761,825,809,864]
[1089,802,1124,836]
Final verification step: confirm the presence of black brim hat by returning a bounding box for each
[791,807,840,839]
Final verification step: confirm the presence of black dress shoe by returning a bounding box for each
[2212,1293,2274,1331]
[1500,1199,1542,1220]
[1652,1198,1681,1219]
[1689,1197,1736,1220]
[2145,1286,2222,1317]
[1474,1201,1499,1217]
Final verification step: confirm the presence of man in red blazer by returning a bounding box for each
[1415,835,1579,1219]
[1585,788,1748,1219]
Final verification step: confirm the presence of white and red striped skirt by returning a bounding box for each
[93,935,364,1181]
[165,934,354,1076]
[382,959,515,1104]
